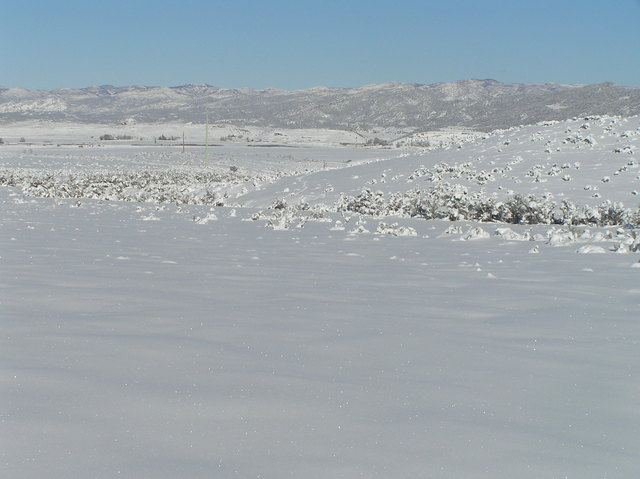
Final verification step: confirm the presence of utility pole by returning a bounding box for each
[205,100,209,167]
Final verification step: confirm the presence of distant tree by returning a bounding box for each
[366,137,389,146]
[0,138,4,145]
[19,137,26,143]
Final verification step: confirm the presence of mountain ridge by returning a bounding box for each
[1,80,639,131]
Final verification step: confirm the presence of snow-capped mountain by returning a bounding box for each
[1,80,639,130]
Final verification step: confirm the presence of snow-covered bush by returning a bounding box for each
[0,167,260,206]
[376,222,417,237]
[336,184,640,227]
[271,198,288,210]
[337,188,388,216]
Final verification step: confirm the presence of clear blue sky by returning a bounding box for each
[3,0,639,90]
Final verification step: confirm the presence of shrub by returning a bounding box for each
[336,184,640,227]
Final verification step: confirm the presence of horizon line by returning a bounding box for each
[3,79,635,93]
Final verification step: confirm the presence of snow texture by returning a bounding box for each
[2,116,640,479]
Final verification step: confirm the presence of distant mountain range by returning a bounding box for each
[1,80,639,131]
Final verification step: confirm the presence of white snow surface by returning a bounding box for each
[2,117,640,478]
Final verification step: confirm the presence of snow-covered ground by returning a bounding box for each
[0,120,426,148]
[2,117,640,478]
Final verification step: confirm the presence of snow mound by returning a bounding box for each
[460,226,490,240]
[376,222,417,237]
[576,244,608,254]
[494,227,531,241]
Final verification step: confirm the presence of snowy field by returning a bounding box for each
[2,117,640,478]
